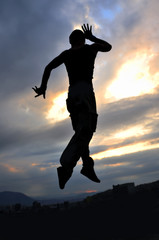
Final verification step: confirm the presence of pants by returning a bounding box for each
[60,93,98,171]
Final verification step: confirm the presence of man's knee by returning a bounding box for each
[79,112,98,133]
[78,126,93,142]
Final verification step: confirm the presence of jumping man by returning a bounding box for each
[33,24,112,189]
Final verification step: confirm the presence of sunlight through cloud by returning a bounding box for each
[113,125,150,139]
[105,53,157,100]
[46,92,69,123]
[92,141,159,160]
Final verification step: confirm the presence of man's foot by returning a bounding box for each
[80,166,100,183]
[57,167,72,189]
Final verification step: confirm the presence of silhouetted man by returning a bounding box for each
[33,24,112,189]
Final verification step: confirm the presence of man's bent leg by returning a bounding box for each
[81,146,93,167]
[58,111,99,188]
[57,127,92,189]
[57,132,81,190]
[80,158,100,183]
[60,127,93,169]
[81,147,100,183]
[80,114,100,183]
[57,166,73,189]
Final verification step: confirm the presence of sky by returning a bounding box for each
[1,0,159,199]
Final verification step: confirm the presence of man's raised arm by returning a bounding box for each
[82,23,112,52]
[32,52,65,99]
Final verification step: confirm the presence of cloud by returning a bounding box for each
[98,91,159,134]
[94,147,159,191]
[0,116,72,156]
[0,0,72,100]
[1,0,159,198]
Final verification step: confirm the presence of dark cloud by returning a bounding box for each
[95,148,159,192]
[0,117,72,154]
[98,91,159,134]
[90,145,108,155]
[0,0,72,100]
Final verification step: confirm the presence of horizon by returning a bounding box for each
[1,178,159,206]
[1,176,159,201]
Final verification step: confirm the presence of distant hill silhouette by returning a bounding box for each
[1,181,159,239]
[0,191,34,206]
[38,192,95,205]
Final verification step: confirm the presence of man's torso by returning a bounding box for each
[63,44,97,87]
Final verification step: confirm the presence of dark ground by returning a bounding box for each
[1,183,159,239]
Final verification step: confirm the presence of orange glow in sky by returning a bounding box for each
[92,141,159,160]
[105,52,158,100]
[46,92,69,123]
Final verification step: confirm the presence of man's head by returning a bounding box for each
[69,29,85,46]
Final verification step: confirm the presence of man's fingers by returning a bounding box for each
[82,24,87,31]
[87,24,92,32]
[83,24,86,30]
[81,25,85,32]
[32,86,38,93]
[82,23,92,33]
[35,93,41,98]
[32,86,45,99]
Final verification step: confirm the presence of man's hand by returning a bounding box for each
[32,86,46,99]
[81,24,94,41]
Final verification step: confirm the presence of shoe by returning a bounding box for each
[80,166,100,183]
[57,167,72,189]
